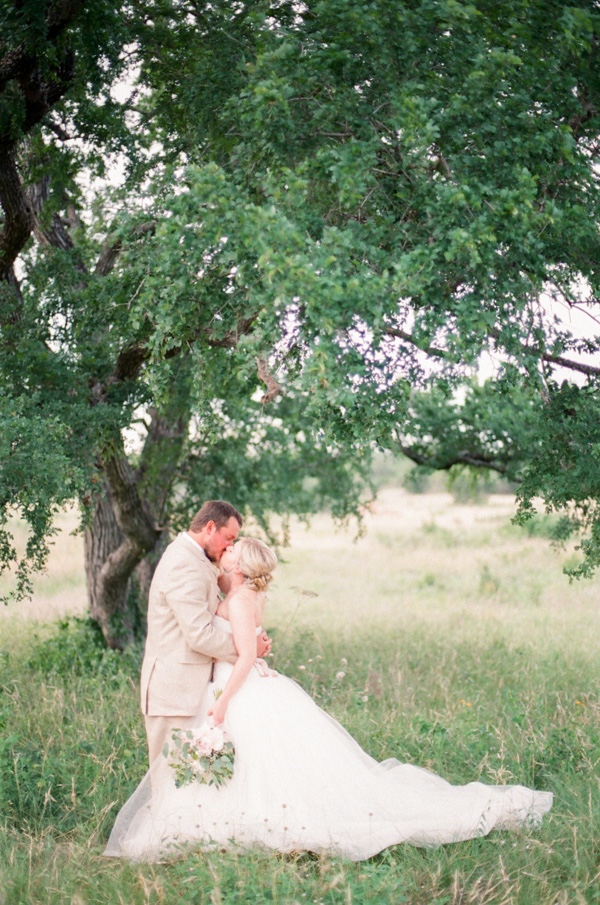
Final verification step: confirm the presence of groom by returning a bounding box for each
[140,499,271,764]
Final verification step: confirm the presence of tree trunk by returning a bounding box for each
[84,486,126,646]
[83,435,163,649]
[83,404,188,649]
[84,482,148,648]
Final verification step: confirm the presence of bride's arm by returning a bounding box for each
[208,590,258,725]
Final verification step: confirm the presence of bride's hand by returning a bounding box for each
[208,697,227,726]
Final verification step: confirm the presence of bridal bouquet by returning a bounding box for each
[163,723,235,788]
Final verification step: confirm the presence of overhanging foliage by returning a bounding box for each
[1,0,600,637]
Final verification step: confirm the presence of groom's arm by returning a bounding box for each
[167,560,237,662]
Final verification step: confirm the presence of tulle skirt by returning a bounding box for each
[104,664,552,862]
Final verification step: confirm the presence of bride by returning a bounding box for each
[104,537,552,862]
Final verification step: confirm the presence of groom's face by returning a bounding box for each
[204,517,240,563]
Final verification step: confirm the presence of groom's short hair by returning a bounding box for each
[190,500,243,532]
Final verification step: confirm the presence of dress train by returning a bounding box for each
[105,623,552,862]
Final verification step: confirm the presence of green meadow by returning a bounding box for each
[1,488,599,904]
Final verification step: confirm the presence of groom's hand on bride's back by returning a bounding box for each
[254,632,278,677]
[257,631,272,659]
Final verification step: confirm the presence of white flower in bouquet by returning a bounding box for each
[163,722,235,788]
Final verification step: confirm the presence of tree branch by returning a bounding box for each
[95,221,156,277]
[487,328,600,378]
[0,1,85,276]
[395,440,514,477]
[257,357,284,403]
[27,173,88,273]
[206,311,259,349]
[0,1,84,86]
[101,439,161,552]
[44,117,74,142]
[384,326,600,377]
[383,326,448,360]
[0,147,35,281]
[137,405,189,524]
[113,342,151,382]
[536,348,600,378]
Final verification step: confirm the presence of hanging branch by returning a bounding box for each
[257,357,284,403]
[384,326,600,378]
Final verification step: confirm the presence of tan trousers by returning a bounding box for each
[144,713,198,765]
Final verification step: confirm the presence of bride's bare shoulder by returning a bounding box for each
[228,586,263,623]
[229,585,259,607]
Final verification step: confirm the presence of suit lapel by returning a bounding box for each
[177,533,220,613]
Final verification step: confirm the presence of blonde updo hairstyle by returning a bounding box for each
[236,537,277,593]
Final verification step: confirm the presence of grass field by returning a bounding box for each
[0,488,599,904]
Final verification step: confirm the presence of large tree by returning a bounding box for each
[1,0,600,645]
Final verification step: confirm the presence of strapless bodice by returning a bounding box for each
[211,615,263,689]
[214,613,262,635]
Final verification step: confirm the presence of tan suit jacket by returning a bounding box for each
[140,532,237,717]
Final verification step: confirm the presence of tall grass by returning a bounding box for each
[1,489,599,904]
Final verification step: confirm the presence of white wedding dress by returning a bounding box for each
[104,617,552,862]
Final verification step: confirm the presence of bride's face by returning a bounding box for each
[220,544,240,574]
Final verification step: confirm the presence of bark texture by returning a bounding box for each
[84,440,163,649]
